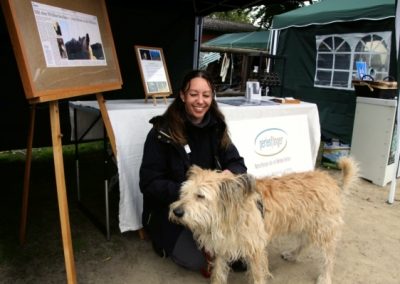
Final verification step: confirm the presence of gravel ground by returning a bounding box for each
[1,148,399,284]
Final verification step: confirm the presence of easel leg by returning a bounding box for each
[49,101,77,284]
[19,104,36,245]
[138,229,147,240]
[96,93,117,157]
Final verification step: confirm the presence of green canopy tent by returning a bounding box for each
[202,30,270,51]
[200,30,272,94]
[270,0,396,144]
[272,0,394,29]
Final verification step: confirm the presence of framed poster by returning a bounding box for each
[1,0,122,103]
[134,45,172,103]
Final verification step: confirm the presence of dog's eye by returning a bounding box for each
[196,193,205,199]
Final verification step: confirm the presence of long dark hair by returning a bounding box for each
[164,70,231,148]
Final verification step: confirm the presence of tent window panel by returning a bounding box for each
[315,70,332,86]
[318,39,332,51]
[315,31,391,90]
[354,34,390,77]
[334,38,350,52]
[335,54,351,69]
[317,54,333,68]
[332,72,349,87]
[353,54,368,64]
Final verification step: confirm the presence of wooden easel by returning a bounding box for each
[20,100,77,283]
[145,93,169,106]
[20,93,141,284]
[2,1,126,281]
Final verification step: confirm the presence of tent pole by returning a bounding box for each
[229,53,234,85]
[388,0,400,204]
[388,91,399,204]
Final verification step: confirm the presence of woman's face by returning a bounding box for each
[180,77,213,124]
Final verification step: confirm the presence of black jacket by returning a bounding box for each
[139,114,247,256]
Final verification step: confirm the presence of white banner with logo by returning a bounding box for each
[228,114,313,177]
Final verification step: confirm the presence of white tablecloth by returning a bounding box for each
[69,98,320,232]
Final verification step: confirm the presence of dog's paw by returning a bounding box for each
[267,271,274,279]
[280,251,298,262]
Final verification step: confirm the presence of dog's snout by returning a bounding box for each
[173,207,184,218]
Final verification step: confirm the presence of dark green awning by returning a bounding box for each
[203,30,270,50]
[271,0,395,30]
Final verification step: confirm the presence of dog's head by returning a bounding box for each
[169,165,257,235]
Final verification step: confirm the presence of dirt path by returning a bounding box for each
[1,165,399,283]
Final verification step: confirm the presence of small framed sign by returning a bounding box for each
[134,45,172,105]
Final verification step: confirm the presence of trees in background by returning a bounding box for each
[209,0,319,28]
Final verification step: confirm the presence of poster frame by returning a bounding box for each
[1,0,122,103]
[134,45,172,102]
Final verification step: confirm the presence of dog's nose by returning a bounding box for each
[173,207,184,218]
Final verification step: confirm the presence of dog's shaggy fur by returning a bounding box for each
[169,157,359,284]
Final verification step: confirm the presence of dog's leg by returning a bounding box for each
[316,238,336,284]
[281,234,309,262]
[247,249,270,284]
[211,256,230,284]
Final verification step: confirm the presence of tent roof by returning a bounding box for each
[271,0,395,30]
[203,30,270,50]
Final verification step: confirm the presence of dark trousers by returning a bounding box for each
[170,228,207,271]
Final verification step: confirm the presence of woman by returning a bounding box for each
[139,70,247,273]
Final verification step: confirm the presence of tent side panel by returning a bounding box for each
[272,18,396,144]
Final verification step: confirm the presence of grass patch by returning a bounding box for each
[0,141,104,162]
[0,140,113,264]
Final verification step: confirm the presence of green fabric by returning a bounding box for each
[203,30,269,50]
[272,0,395,30]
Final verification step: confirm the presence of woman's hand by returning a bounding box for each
[222,169,231,174]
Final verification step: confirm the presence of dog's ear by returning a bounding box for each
[219,173,256,203]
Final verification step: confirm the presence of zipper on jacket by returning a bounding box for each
[215,155,222,170]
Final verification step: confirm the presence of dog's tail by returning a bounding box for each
[337,156,359,192]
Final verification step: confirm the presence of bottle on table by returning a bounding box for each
[246,66,261,101]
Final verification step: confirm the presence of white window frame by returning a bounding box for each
[314,32,392,90]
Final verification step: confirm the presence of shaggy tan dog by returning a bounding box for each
[169,157,359,284]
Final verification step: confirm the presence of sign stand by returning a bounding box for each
[49,101,77,283]
[1,0,123,281]
[145,93,169,106]
[19,104,36,245]
[134,45,172,104]
[20,101,78,284]
[96,93,117,156]
[20,94,134,283]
